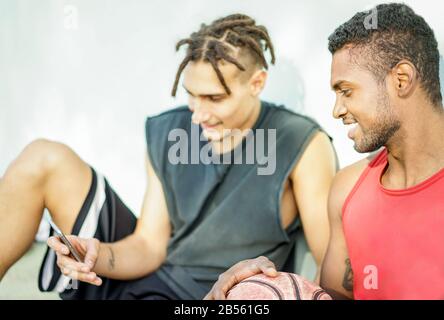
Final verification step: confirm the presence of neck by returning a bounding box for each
[211,99,261,155]
[383,104,444,188]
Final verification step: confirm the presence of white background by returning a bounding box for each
[1,0,443,215]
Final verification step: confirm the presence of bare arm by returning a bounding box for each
[291,131,337,270]
[93,152,171,280]
[320,159,369,299]
[50,150,171,283]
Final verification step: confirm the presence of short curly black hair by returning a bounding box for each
[328,3,442,106]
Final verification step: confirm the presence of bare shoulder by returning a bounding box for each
[305,130,335,152]
[291,130,337,180]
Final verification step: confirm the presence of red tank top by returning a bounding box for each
[343,149,444,299]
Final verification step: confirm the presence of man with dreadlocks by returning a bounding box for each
[0,14,337,299]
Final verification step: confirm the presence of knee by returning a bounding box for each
[6,139,74,182]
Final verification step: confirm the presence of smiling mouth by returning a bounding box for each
[201,122,222,130]
[344,121,359,139]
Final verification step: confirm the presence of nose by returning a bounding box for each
[189,98,210,124]
[332,97,348,119]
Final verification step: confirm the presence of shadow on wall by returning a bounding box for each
[261,57,305,114]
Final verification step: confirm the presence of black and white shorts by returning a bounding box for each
[37,167,179,300]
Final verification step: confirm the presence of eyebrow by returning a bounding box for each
[182,85,227,98]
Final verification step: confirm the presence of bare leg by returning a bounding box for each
[0,139,92,279]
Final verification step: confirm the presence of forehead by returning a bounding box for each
[330,47,375,88]
[183,60,241,94]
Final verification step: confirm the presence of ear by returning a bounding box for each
[249,70,267,97]
[391,60,418,99]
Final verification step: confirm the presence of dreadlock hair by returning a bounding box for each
[171,14,276,97]
[328,3,442,107]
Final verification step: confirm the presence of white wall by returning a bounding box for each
[1,0,443,215]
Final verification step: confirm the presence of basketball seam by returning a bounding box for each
[241,279,284,300]
[287,273,302,300]
[312,289,326,300]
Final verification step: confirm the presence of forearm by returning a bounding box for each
[93,233,165,280]
[320,256,354,300]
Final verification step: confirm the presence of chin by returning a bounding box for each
[353,144,367,153]
[203,130,222,142]
[353,138,383,154]
[353,137,369,153]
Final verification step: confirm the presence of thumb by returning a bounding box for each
[83,239,99,269]
[263,267,279,277]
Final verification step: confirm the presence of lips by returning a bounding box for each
[348,123,360,139]
[201,122,221,130]
[343,118,358,137]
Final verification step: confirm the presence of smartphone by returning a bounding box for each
[46,217,83,263]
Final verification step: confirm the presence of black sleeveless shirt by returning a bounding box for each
[145,101,326,299]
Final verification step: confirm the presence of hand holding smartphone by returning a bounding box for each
[45,216,102,286]
[46,216,83,263]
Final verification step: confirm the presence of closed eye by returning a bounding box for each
[208,96,225,102]
[340,89,352,97]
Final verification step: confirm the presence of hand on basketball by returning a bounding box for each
[47,235,102,286]
[204,256,278,300]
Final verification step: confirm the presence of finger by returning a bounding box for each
[213,283,229,300]
[231,259,268,280]
[58,260,102,286]
[209,257,277,300]
[208,281,223,300]
[203,291,214,300]
[75,271,102,286]
[212,274,237,300]
[262,267,278,277]
[84,240,99,269]
[47,236,69,255]
[60,267,102,286]
[56,252,91,273]
[65,235,79,242]
[255,257,278,277]
[65,235,84,252]
[210,262,259,300]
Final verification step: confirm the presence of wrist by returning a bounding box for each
[92,240,107,275]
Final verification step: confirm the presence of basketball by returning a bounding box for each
[226,272,332,300]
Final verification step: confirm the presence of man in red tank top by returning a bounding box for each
[205,3,444,300]
[320,3,444,299]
